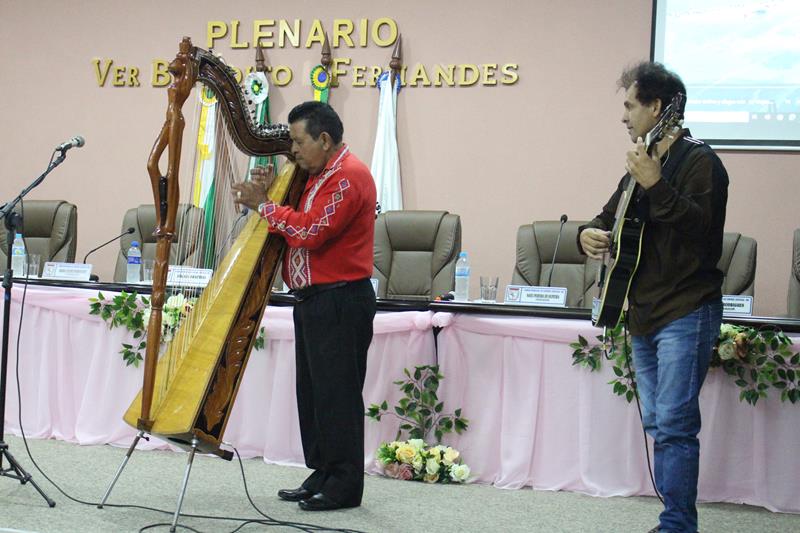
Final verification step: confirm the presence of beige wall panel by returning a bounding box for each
[0,0,797,315]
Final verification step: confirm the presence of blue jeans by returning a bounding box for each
[631,300,722,533]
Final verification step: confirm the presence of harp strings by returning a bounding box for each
[154,83,253,403]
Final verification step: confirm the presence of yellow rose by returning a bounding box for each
[395,444,416,464]
[443,447,460,465]
[424,472,439,483]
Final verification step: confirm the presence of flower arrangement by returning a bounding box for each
[89,291,196,366]
[571,323,800,405]
[376,439,471,484]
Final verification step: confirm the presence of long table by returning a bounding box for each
[2,283,799,513]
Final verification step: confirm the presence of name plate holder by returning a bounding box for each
[504,285,568,307]
[41,262,92,282]
[722,295,753,317]
[166,266,213,288]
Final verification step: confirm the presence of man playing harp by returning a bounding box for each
[234,101,377,511]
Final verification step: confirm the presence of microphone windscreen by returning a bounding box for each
[560,214,568,223]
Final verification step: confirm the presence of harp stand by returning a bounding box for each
[99,432,201,533]
[0,154,66,508]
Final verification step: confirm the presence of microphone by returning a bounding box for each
[55,136,86,152]
[546,214,568,287]
[83,227,135,264]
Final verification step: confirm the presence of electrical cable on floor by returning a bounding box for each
[621,312,664,505]
[10,278,365,533]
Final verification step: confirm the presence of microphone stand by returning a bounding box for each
[546,216,568,287]
[0,152,65,507]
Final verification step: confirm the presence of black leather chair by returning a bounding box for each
[0,200,77,265]
[511,220,599,308]
[113,204,205,282]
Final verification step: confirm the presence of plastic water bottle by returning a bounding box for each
[126,241,142,283]
[454,251,470,302]
[11,233,26,277]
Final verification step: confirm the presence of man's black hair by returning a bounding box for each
[287,101,344,144]
[619,61,686,116]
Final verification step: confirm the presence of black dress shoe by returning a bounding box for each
[277,487,314,502]
[298,492,356,511]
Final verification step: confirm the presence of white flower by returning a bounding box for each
[165,293,186,309]
[449,463,470,482]
[163,311,177,327]
[407,438,425,451]
[412,454,424,473]
[425,457,440,475]
[720,323,738,338]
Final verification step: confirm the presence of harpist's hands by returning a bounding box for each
[626,137,661,189]
[580,228,611,260]
[232,163,275,210]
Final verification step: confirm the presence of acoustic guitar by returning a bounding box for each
[592,93,685,329]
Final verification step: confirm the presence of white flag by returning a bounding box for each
[370,72,403,212]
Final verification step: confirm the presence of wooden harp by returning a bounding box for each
[122,37,307,457]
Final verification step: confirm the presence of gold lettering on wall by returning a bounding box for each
[371,17,398,47]
[151,60,171,87]
[92,59,141,87]
[94,18,522,88]
[305,19,326,48]
[501,64,519,85]
[253,19,275,48]
[230,20,249,49]
[333,19,355,48]
[207,21,228,48]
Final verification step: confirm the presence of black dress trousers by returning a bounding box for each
[292,278,376,506]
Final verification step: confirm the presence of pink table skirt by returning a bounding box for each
[2,285,435,473]
[3,286,799,512]
[432,312,800,513]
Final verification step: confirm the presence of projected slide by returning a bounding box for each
[653,0,800,148]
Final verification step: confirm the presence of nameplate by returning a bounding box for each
[166,266,213,288]
[504,285,567,307]
[370,278,379,295]
[723,295,753,317]
[41,262,92,282]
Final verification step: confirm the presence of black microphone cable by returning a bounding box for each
[619,312,664,506]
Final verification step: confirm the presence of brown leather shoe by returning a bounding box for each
[277,487,314,502]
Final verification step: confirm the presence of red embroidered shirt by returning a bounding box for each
[257,145,376,289]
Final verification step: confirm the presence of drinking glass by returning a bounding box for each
[479,276,499,303]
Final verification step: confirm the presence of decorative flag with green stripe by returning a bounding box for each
[244,70,276,171]
[192,87,220,268]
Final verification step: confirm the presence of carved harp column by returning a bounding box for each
[126,37,307,457]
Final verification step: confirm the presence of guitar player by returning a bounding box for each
[578,62,729,533]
